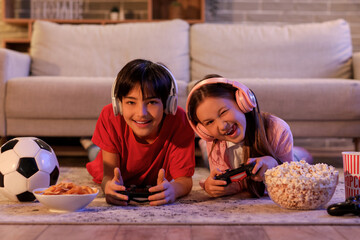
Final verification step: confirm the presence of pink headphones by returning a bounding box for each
[186,78,257,142]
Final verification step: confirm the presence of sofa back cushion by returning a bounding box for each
[190,19,353,81]
[30,20,189,83]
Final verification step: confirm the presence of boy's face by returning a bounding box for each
[121,84,164,144]
[196,97,247,144]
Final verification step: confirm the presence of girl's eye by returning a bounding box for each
[220,109,228,116]
[125,101,135,105]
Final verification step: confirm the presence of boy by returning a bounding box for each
[86,59,195,206]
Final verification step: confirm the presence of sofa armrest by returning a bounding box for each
[0,48,31,136]
[353,52,360,80]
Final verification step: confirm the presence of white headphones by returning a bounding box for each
[111,63,178,116]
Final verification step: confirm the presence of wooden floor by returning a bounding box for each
[1,225,359,240]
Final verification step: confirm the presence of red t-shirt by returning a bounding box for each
[86,104,195,185]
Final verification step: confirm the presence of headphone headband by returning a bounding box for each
[111,62,178,116]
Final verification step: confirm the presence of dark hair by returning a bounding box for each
[114,59,172,108]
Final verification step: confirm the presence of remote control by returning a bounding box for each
[118,185,159,203]
[327,195,360,216]
[214,162,256,186]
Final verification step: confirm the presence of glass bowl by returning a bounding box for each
[264,161,339,210]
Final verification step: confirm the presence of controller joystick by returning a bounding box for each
[214,162,256,186]
[327,195,360,216]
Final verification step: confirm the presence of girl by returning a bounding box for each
[86,59,195,206]
[186,75,312,198]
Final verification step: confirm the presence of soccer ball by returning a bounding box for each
[0,137,60,202]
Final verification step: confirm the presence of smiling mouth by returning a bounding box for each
[134,120,151,124]
[224,124,237,136]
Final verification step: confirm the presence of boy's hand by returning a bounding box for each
[104,167,129,206]
[148,169,176,206]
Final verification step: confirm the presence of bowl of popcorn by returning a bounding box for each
[33,182,99,212]
[264,160,339,210]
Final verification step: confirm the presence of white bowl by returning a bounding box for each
[33,187,99,212]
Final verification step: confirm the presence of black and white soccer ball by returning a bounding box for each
[0,137,59,202]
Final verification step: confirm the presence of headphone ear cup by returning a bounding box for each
[165,95,178,115]
[196,124,214,142]
[235,89,257,113]
[112,96,118,116]
[117,99,122,115]
[112,97,122,116]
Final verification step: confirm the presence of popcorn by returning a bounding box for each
[264,160,339,210]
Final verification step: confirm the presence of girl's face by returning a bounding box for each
[121,84,164,144]
[196,97,247,143]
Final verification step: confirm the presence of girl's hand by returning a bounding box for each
[104,167,129,206]
[148,169,176,206]
[247,156,278,182]
[203,169,239,197]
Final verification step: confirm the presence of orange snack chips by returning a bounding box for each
[37,182,97,195]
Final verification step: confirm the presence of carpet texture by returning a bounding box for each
[0,166,359,225]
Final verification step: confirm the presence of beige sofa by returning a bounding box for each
[0,20,190,138]
[1,19,359,149]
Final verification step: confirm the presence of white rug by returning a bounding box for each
[0,166,359,225]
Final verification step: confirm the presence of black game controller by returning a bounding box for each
[118,185,159,203]
[327,195,360,216]
[214,162,256,186]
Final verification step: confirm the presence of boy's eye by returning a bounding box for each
[148,99,161,105]
[204,120,213,126]
[125,101,135,105]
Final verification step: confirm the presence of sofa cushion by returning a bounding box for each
[30,20,190,84]
[6,76,113,119]
[286,120,360,138]
[190,19,353,81]
[6,76,189,119]
[236,78,360,121]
